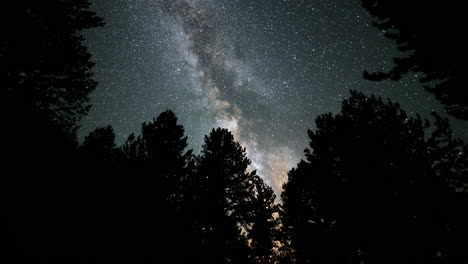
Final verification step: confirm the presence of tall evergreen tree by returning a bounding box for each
[195,128,256,263]
[2,1,103,262]
[116,110,195,261]
[3,0,104,175]
[141,111,191,162]
[120,110,194,213]
[3,0,104,134]
[247,175,279,264]
[281,91,468,263]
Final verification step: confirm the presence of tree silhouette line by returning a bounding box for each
[361,0,467,120]
[2,0,467,263]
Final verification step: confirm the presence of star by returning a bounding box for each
[80,0,468,195]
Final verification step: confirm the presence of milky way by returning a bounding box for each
[158,0,298,191]
[80,0,468,195]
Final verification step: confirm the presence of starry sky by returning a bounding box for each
[80,0,467,194]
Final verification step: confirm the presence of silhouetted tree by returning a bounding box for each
[361,0,466,119]
[122,110,194,206]
[3,0,104,182]
[111,110,196,261]
[142,111,193,178]
[247,175,279,263]
[80,125,120,163]
[3,0,104,134]
[142,111,194,212]
[2,1,103,263]
[281,91,468,263]
[194,128,256,263]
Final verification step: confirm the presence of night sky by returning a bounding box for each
[80,0,467,193]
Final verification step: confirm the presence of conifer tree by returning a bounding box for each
[281,91,468,263]
[361,0,466,119]
[140,110,193,206]
[3,0,104,134]
[195,128,256,263]
[81,125,119,163]
[248,175,279,264]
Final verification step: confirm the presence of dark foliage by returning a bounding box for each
[92,110,196,262]
[193,128,258,263]
[361,0,467,119]
[280,91,468,263]
[247,175,279,264]
[126,110,194,207]
[3,0,104,134]
[80,125,120,163]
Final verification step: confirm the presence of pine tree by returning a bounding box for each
[2,2,103,262]
[361,0,466,119]
[195,128,256,263]
[247,175,279,263]
[281,91,468,263]
[118,110,195,260]
[3,0,104,134]
[139,110,193,206]
[81,125,119,163]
